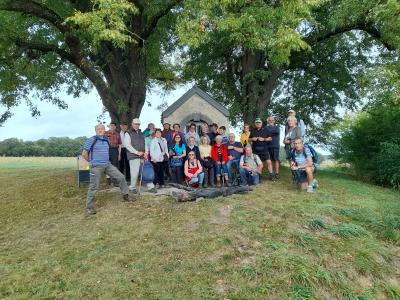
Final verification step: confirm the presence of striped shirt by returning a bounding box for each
[83,136,110,167]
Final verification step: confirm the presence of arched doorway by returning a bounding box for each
[180,113,213,133]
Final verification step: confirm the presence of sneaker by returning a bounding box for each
[307,186,314,193]
[129,189,138,194]
[275,173,280,180]
[122,194,135,202]
[225,181,231,187]
[148,187,158,193]
[85,208,96,216]
[312,179,318,188]
[203,184,208,188]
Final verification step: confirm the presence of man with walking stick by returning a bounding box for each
[124,118,157,194]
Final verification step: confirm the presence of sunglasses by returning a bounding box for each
[188,154,195,156]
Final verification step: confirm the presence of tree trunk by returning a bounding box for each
[98,44,147,126]
[240,51,283,125]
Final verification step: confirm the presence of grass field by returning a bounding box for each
[0,157,75,169]
[1,158,399,299]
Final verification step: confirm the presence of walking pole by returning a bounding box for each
[138,158,144,195]
[220,158,225,187]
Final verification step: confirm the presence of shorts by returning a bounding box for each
[268,148,280,161]
[292,165,316,184]
[255,151,270,161]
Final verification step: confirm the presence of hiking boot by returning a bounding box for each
[129,189,138,194]
[307,186,314,193]
[269,173,276,181]
[312,179,318,188]
[275,173,280,180]
[122,194,135,202]
[148,187,158,193]
[85,208,97,216]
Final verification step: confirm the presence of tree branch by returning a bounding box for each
[306,21,395,51]
[142,0,183,39]
[15,39,111,106]
[0,0,68,33]
[15,40,74,62]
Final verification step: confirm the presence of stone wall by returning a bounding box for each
[163,94,229,131]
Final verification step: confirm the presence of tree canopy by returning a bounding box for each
[0,0,399,144]
[176,0,400,142]
[0,0,182,125]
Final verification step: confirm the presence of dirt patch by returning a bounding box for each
[210,205,232,225]
[215,279,230,299]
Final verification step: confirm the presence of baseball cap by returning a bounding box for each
[288,109,295,113]
[132,118,141,124]
[254,118,262,123]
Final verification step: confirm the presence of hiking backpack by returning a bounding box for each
[88,136,110,160]
[290,143,318,166]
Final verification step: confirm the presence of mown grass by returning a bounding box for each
[0,156,75,169]
[0,158,399,299]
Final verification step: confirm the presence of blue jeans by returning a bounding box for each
[214,163,228,177]
[226,159,239,181]
[188,172,204,185]
[239,168,260,185]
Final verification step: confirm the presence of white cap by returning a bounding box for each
[132,118,141,124]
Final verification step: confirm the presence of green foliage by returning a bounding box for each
[66,0,139,48]
[0,0,181,125]
[332,96,400,188]
[0,137,86,157]
[376,141,400,189]
[176,0,400,139]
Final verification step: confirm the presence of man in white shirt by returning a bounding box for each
[124,118,156,193]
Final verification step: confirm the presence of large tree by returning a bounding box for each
[177,0,400,142]
[0,0,182,125]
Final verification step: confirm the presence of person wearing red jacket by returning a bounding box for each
[211,135,230,187]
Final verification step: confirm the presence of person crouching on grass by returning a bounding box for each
[82,124,133,216]
[184,151,204,187]
[290,137,318,193]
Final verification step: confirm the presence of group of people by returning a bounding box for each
[82,109,318,216]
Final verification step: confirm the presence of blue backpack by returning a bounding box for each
[140,160,155,183]
[290,143,318,167]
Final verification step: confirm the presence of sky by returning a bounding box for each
[0,85,190,141]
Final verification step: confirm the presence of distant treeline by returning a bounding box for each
[0,137,87,157]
